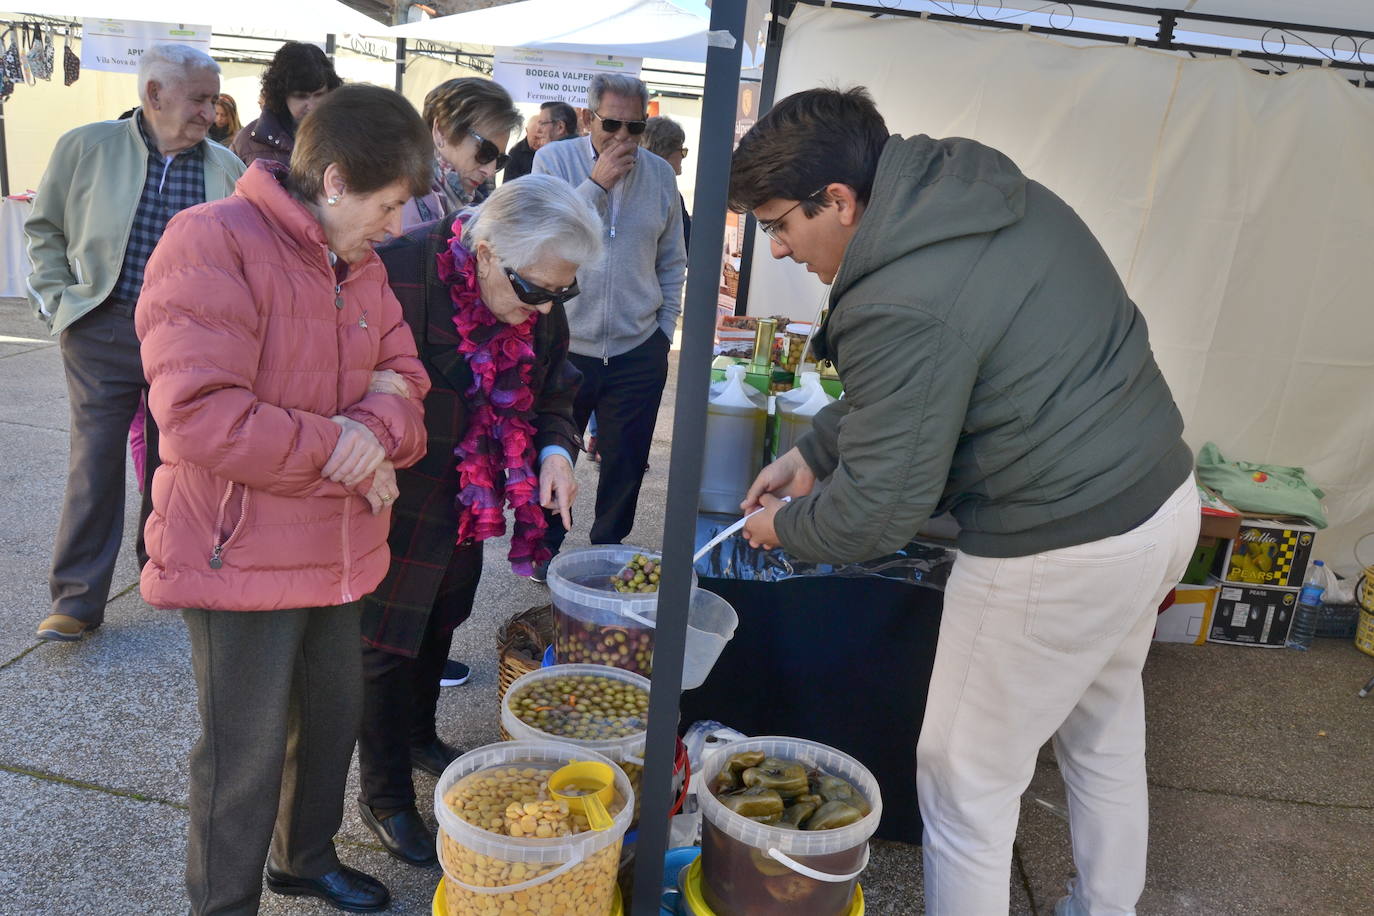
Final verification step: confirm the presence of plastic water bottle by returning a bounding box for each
[1286,560,1326,650]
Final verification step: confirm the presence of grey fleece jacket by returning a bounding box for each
[533,136,686,359]
[776,134,1192,562]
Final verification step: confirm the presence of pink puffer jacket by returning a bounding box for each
[136,160,430,611]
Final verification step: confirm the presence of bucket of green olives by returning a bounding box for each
[696,737,882,916]
[501,665,653,821]
[547,546,698,679]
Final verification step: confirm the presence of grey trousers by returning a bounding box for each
[183,603,363,916]
[50,303,156,623]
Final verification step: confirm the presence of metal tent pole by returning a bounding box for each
[395,37,406,92]
[628,0,748,912]
[325,32,336,60]
[732,0,795,314]
[0,99,9,197]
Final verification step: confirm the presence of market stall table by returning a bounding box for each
[681,512,951,844]
[1,196,33,299]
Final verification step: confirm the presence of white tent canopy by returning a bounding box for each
[12,0,389,36]
[390,0,712,62]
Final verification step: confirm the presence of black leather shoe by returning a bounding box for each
[264,864,390,912]
[359,802,437,867]
[409,737,461,777]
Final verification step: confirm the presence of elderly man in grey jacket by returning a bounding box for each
[531,73,686,572]
[26,44,245,641]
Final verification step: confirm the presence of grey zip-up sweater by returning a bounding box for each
[533,136,686,359]
[776,134,1192,562]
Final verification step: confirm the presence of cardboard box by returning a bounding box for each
[1218,517,1317,588]
[1198,484,1242,539]
[1155,585,1216,645]
[1207,579,1297,647]
[1181,535,1222,586]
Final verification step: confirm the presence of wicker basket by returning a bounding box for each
[495,604,555,739]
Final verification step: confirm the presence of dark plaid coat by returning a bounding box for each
[361,216,582,657]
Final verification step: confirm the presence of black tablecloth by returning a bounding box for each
[681,517,949,844]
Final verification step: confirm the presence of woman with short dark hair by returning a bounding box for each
[401,76,522,229]
[137,84,433,915]
[231,41,342,167]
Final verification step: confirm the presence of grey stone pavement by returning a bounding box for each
[0,293,1371,915]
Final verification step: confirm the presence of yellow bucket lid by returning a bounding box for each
[680,857,864,915]
[433,878,623,915]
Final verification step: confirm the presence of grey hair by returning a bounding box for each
[137,43,219,105]
[462,174,603,271]
[586,73,648,116]
[641,116,685,160]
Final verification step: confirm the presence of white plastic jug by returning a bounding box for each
[774,370,835,459]
[700,364,767,515]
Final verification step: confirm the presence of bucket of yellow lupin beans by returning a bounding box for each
[433,740,634,916]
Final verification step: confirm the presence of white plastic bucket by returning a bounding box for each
[433,739,633,916]
[696,737,882,916]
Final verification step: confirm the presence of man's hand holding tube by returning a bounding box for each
[741,447,817,550]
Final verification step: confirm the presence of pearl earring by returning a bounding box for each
[327,194,341,206]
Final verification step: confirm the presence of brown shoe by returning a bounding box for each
[36,614,99,641]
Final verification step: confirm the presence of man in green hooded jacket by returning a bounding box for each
[734,87,1199,916]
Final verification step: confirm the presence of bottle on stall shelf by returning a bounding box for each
[1286,559,1326,650]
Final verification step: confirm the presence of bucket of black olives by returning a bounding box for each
[547,546,698,678]
[696,737,881,916]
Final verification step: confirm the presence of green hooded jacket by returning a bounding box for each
[775,134,1192,562]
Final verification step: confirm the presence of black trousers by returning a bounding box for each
[545,329,670,552]
[357,543,483,813]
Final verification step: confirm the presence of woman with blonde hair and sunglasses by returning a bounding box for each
[402,77,522,230]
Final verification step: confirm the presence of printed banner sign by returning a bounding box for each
[492,46,642,106]
[81,19,211,74]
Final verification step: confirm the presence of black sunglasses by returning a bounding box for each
[592,110,648,135]
[467,129,510,170]
[505,267,579,307]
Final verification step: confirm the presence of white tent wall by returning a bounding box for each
[747,5,1374,572]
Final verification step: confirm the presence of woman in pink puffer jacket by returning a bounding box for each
[136,86,432,916]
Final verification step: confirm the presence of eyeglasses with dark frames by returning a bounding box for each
[467,128,510,170]
[505,267,580,307]
[591,110,648,135]
[758,186,829,242]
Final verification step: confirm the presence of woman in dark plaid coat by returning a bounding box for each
[356,175,603,865]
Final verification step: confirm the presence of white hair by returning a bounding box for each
[587,73,648,116]
[462,174,603,272]
[137,43,220,105]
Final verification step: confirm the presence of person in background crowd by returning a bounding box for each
[231,41,341,167]
[640,114,691,250]
[531,73,686,579]
[542,101,579,144]
[138,84,431,915]
[210,92,241,143]
[25,44,245,643]
[733,87,1198,916]
[501,113,543,183]
[401,77,522,231]
[356,175,596,865]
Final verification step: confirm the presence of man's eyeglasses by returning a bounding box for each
[591,110,648,136]
[758,186,829,242]
[468,129,510,170]
[505,267,579,307]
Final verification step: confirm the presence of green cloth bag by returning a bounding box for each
[1196,442,1327,528]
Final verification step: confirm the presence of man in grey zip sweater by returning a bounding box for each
[733,88,1198,916]
[531,74,686,566]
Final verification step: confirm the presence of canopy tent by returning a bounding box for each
[628,1,1374,911]
[389,0,715,63]
[10,0,389,36]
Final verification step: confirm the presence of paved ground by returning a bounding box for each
[1,294,1371,915]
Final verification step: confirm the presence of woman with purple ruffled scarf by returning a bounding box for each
[354,175,603,866]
